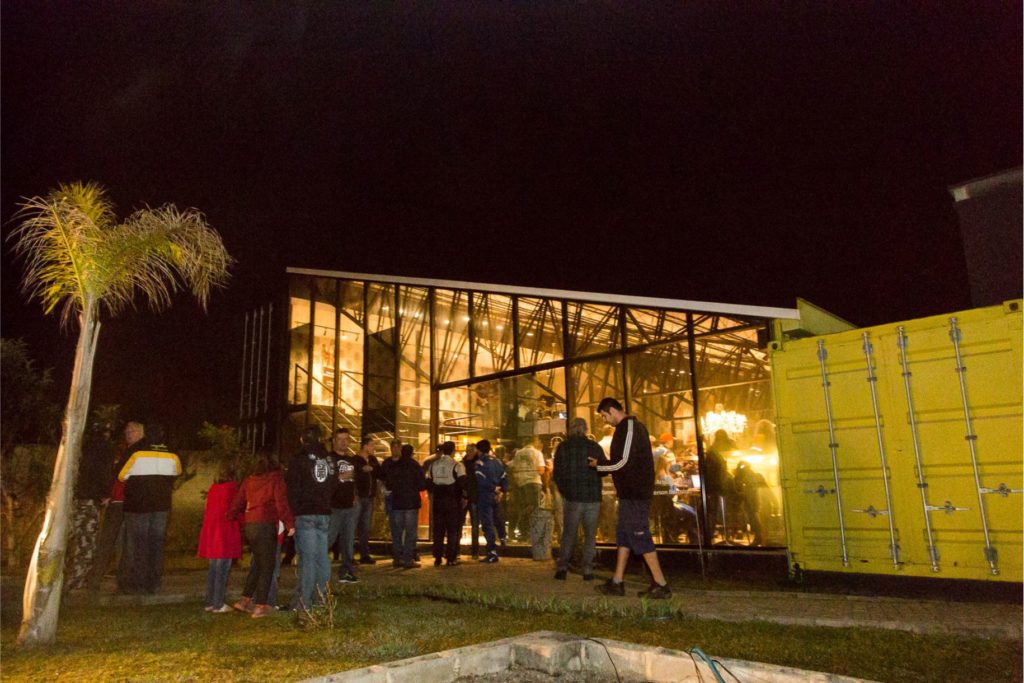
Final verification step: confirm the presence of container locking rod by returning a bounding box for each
[897,327,940,573]
[863,332,901,569]
[817,340,849,567]
[949,317,999,575]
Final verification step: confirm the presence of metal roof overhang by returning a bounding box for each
[287,267,801,321]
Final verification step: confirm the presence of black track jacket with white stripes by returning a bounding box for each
[595,416,654,501]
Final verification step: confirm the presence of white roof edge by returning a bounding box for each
[287,267,802,320]
[948,167,1023,202]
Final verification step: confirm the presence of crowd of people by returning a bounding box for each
[63,395,687,616]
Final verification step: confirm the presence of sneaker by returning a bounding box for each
[554,570,567,580]
[251,604,273,618]
[637,583,672,600]
[210,605,233,614]
[596,578,625,597]
[582,573,595,582]
[446,558,461,566]
[338,572,358,584]
[482,553,499,564]
[433,558,443,567]
[359,556,376,565]
[233,597,254,613]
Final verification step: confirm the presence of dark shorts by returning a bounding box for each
[615,498,656,555]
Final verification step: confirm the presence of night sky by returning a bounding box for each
[2,3,1021,441]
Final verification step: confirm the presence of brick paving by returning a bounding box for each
[64,555,1022,640]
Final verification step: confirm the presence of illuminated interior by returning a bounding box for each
[284,271,787,549]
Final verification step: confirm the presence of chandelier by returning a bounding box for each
[700,403,748,438]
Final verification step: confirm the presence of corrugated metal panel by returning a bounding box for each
[771,301,1023,581]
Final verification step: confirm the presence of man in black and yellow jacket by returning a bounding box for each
[118,423,181,594]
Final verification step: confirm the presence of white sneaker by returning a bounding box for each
[210,605,233,613]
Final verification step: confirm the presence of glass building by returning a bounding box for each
[261,267,819,551]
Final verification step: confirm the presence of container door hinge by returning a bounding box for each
[980,483,1023,497]
[804,485,835,498]
[926,501,969,515]
[852,505,889,518]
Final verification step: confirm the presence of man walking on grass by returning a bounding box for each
[591,397,671,599]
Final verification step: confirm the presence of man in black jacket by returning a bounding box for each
[383,444,426,569]
[592,397,671,599]
[286,425,336,608]
[119,423,181,594]
[553,417,607,581]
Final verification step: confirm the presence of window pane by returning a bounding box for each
[517,297,563,368]
[398,286,431,453]
[566,303,619,357]
[364,283,397,436]
[438,370,566,547]
[287,276,312,406]
[311,280,338,430]
[473,293,515,377]
[694,324,781,548]
[625,308,688,348]
[434,289,470,384]
[627,342,700,545]
[336,281,364,436]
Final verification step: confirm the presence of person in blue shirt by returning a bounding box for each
[474,439,507,564]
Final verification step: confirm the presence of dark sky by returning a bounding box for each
[2,3,1021,440]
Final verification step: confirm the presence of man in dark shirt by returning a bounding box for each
[383,444,427,569]
[119,423,181,594]
[66,419,117,590]
[592,397,671,599]
[353,435,382,565]
[286,424,336,609]
[327,429,359,584]
[552,417,607,581]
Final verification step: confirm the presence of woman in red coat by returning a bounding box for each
[229,455,294,618]
[197,462,242,612]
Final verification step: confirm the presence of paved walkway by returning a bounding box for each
[64,556,1021,640]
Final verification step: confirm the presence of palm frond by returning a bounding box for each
[98,205,233,316]
[11,181,233,324]
[9,183,113,326]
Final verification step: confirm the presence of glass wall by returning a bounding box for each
[285,272,784,549]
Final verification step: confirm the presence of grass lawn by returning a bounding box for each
[1,586,1020,683]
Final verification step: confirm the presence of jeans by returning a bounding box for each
[479,494,505,554]
[327,507,358,576]
[87,502,124,590]
[557,500,601,573]
[355,497,375,558]
[294,514,330,609]
[242,522,278,605]
[206,558,232,609]
[389,509,418,563]
[123,510,169,593]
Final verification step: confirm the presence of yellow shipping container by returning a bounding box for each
[770,300,1022,582]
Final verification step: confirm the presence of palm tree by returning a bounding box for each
[10,182,233,646]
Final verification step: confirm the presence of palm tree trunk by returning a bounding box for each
[17,303,100,647]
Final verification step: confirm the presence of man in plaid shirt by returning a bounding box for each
[552,417,607,581]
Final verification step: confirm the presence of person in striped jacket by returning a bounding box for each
[591,397,671,600]
[118,423,181,594]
